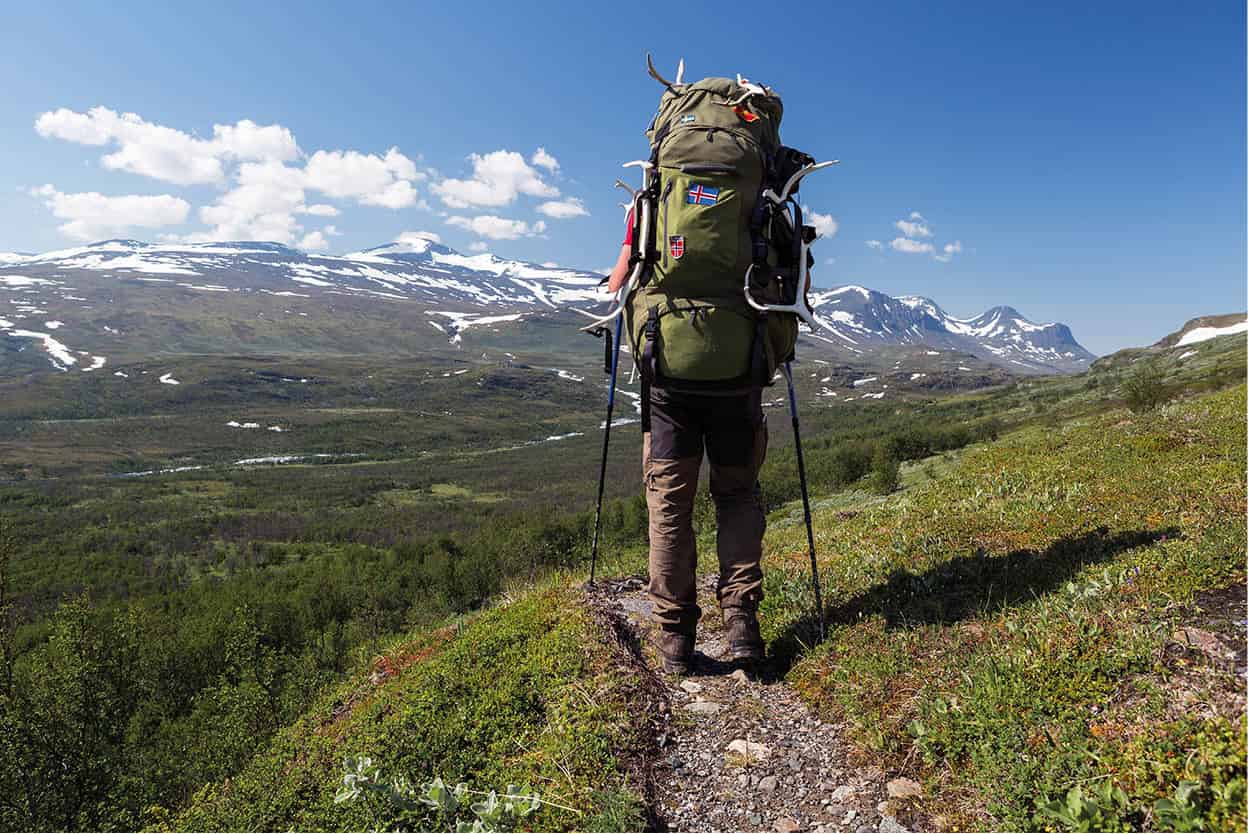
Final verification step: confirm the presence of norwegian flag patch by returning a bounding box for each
[686,184,720,206]
[668,235,685,259]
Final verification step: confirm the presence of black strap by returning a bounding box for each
[751,312,771,387]
[640,307,659,433]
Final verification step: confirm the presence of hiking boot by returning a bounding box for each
[724,609,764,664]
[655,629,694,675]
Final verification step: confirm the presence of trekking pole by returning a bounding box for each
[588,313,624,585]
[782,361,826,641]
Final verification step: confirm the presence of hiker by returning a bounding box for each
[607,229,769,674]
[596,63,826,675]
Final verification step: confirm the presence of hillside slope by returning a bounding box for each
[174,379,1245,832]
[764,384,1246,830]
[171,586,657,832]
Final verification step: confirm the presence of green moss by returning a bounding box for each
[172,587,646,832]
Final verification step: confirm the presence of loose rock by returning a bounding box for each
[727,738,772,761]
[759,775,779,793]
[886,777,922,800]
[687,700,725,715]
[775,817,802,832]
[830,785,856,802]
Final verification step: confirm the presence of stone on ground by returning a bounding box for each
[886,776,922,799]
[686,700,725,715]
[726,738,772,761]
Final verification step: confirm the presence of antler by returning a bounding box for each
[646,52,687,90]
[646,52,672,88]
[718,74,774,107]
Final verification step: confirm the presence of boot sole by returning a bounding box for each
[660,656,692,675]
[729,645,764,664]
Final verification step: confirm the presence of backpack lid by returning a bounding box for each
[647,76,784,148]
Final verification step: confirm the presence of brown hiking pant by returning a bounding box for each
[644,386,767,634]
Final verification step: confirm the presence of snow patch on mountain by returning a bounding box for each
[1175,319,1248,346]
[10,329,77,369]
[429,311,526,345]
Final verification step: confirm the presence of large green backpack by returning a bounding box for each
[625,74,800,391]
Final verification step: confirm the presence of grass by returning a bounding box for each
[170,583,650,832]
[758,385,1246,831]
[5,322,1242,831]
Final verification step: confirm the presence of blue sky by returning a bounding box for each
[1,1,1243,354]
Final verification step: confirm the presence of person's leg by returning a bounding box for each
[706,389,768,660]
[644,388,704,668]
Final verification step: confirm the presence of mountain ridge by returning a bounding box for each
[1,237,1094,374]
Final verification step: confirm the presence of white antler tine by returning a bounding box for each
[675,58,685,85]
[646,52,673,88]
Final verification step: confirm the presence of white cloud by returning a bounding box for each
[297,230,330,251]
[895,211,932,239]
[191,160,307,242]
[866,239,883,250]
[360,179,419,209]
[467,241,489,252]
[194,150,422,241]
[30,184,190,241]
[446,214,547,240]
[889,236,935,255]
[304,147,422,207]
[537,197,589,219]
[933,240,963,263]
[395,230,442,245]
[211,119,299,162]
[33,108,115,145]
[802,206,838,238]
[32,105,427,242]
[531,147,559,172]
[34,106,298,186]
[432,150,559,209]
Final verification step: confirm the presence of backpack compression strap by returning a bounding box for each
[639,307,659,433]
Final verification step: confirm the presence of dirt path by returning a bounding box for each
[591,574,920,833]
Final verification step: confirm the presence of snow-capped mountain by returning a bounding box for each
[808,285,1094,373]
[0,238,1093,374]
[2,238,605,309]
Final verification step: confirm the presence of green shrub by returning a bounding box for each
[865,446,900,495]
[1121,364,1169,413]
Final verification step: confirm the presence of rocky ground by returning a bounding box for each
[591,574,927,833]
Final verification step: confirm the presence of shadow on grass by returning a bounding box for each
[764,525,1181,680]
